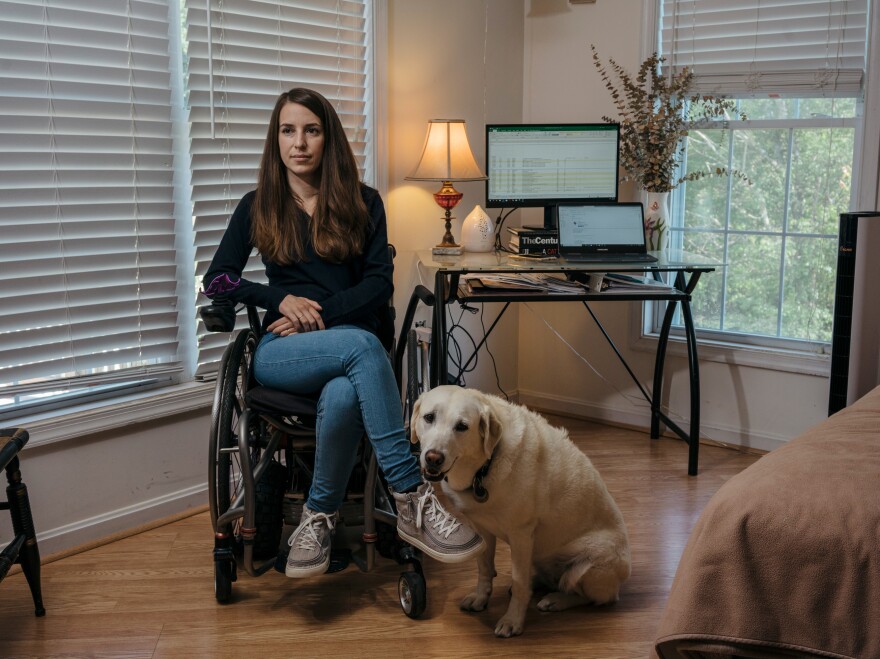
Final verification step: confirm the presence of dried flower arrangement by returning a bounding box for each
[591,45,749,193]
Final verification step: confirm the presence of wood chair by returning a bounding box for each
[0,427,45,617]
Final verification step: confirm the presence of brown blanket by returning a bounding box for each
[655,385,880,659]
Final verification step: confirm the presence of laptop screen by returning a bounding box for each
[557,203,647,255]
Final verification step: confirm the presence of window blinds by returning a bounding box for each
[185,0,374,378]
[659,0,869,96]
[0,0,180,398]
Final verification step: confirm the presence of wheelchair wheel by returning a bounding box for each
[398,570,427,619]
[252,458,286,559]
[214,557,235,604]
[208,328,259,538]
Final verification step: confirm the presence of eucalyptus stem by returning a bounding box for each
[591,45,750,192]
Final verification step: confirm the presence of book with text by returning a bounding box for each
[507,226,559,255]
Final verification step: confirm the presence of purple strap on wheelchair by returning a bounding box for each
[203,273,241,298]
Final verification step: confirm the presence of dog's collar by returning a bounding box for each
[471,450,496,503]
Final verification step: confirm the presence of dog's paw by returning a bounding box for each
[493,614,524,638]
[537,591,590,612]
[459,592,490,612]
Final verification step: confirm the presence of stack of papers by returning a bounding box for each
[463,273,588,294]
[461,272,676,295]
[601,273,675,292]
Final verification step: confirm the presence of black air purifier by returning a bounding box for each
[829,211,880,416]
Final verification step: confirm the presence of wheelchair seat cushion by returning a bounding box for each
[246,386,319,418]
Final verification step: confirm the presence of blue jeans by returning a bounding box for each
[254,325,422,514]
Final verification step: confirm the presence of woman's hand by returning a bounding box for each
[270,294,325,335]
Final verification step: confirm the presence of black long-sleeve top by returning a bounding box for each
[203,184,393,338]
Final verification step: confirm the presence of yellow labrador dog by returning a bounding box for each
[411,385,630,638]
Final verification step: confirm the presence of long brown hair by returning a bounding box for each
[252,88,367,264]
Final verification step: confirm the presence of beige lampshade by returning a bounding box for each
[406,119,487,182]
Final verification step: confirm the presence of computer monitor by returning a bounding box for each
[485,123,620,228]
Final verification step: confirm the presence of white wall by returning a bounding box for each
[3,411,208,557]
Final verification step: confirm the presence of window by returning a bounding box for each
[671,97,856,350]
[0,0,375,419]
[654,0,869,355]
[0,0,181,419]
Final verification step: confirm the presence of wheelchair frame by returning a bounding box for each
[200,274,435,618]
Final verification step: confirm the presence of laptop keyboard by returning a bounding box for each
[561,253,658,263]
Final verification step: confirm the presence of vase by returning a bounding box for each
[461,204,495,252]
[643,190,671,253]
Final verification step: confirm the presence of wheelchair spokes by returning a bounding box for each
[209,329,258,536]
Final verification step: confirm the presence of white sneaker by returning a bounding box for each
[284,507,337,578]
[393,482,484,563]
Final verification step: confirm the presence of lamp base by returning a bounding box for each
[432,245,463,256]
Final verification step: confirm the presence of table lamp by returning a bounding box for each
[406,119,487,255]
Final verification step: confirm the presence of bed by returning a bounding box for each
[654,384,880,659]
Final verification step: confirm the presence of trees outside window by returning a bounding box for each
[668,98,856,352]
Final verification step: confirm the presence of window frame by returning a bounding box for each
[634,0,877,375]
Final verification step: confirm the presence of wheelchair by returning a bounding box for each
[199,260,435,618]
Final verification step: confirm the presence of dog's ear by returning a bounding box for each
[479,399,503,458]
[409,396,421,445]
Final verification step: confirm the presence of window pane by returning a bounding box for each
[738,98,856,121]
[788,128,854,235]
[682,230,724,331]
[724,234,782,336]
[682,129,730,230]
[729,129,789,233]
[782,236,837,343]
[738,98,798,121]
[797,97,857,119]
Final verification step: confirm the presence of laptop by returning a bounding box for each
[556,202,658,263]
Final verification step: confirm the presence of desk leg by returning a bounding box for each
[5,456,46,616]
[651,274,701,476]
[681,297,701,476]
[651,298,676,440]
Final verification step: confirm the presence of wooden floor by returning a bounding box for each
[0,416,761,659]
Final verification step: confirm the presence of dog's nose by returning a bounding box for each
[424,449,445,470]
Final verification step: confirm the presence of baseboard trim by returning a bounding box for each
[31,483,209,559]
[517,388,787,453]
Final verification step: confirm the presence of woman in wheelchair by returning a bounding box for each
[203,87,483,578]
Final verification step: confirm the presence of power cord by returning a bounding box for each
[443,300,511,400]
[446,303,479,387]
[479,305,510,400]
[493,208,518,253]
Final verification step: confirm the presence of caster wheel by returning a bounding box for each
[398,571,427,619]
[214,559,235,603]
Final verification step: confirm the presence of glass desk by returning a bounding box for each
[416,249,720,476]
